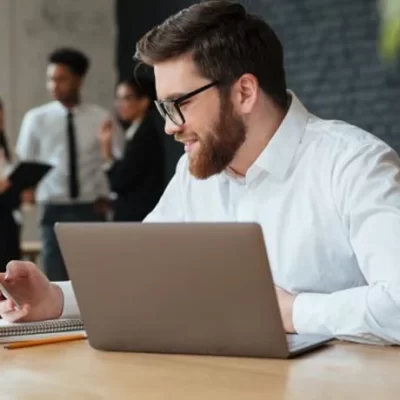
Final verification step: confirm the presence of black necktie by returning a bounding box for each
[67,111,79,199]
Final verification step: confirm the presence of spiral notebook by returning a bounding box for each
[0,318,85,344]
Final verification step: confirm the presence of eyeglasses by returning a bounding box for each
[154,81,219,126]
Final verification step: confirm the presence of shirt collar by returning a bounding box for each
[125,118,143,141]
[251,90,309,180]
[54,101,84,116]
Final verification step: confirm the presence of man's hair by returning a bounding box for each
[135,0,287,109]
[48,47,90,77]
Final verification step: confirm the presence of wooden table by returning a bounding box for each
[0,340,398,399]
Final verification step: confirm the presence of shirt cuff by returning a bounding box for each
[292,292,331,335]
[54,281,80,319]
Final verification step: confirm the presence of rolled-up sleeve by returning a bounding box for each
[54,281,80,319]
[293,142,400,345]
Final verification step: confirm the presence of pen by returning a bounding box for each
[4,332,87,350]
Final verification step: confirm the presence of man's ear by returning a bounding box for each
[232,73,259,115]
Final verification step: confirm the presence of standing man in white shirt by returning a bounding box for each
[1,1,400,345]
[15,48,110,281]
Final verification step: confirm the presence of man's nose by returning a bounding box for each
[164,116,183,136]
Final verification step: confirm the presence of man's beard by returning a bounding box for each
[187,97,246,180]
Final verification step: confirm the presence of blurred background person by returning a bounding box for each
[98,76,165,222]
[0,98,21,271]
[15,48,110,281]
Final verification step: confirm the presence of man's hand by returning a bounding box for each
[275,286,296,333]
[0,261,64,322]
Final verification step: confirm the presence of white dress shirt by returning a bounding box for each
[16,101,110,204]
[125,119,142,142]
[58,92,400,345]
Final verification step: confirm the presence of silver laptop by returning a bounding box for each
[55,222,333,359]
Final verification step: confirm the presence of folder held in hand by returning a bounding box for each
[7,161,53,192]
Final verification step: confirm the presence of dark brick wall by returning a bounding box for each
[116,0,197,80]
[242,0,400,151]
[117,0,400,179]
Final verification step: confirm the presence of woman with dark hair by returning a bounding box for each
[98,76,165,221]
[0,99,21,271]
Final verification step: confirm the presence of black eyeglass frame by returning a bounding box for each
[154,80,219,126]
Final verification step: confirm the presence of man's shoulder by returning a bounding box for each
[19,103,62,131]
[23,101,58,119]
[304,116,399,186]
[307,116,392,157]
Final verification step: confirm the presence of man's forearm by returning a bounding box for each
[292,284,400,345]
